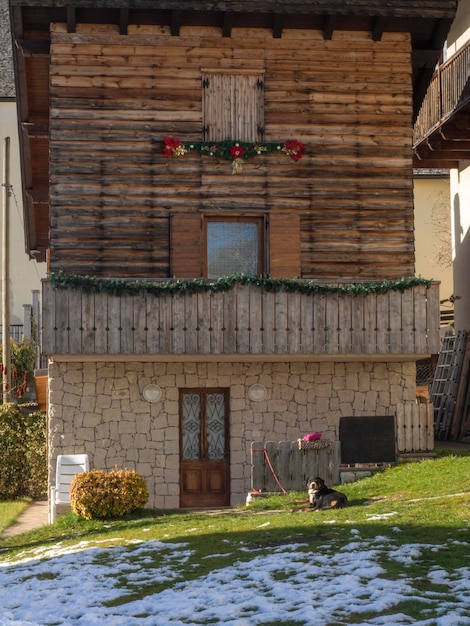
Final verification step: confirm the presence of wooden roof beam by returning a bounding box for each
[67,7,76,33]
[372,17,387,42]
[26,188,49,204]
[414,156,458,169]
[10,5,23,39]
[439,125,470,141]
[171,10,182,36]
[21,123,49,138]
[411,18,453,119]
[427,137,470,152]
[412,49,441,68]
[23,194,39,258]
[323,15,336,40]
[16,40,50,56]
[119,8,129,35]
[415,143,470,161]
[431,17,454,49]
[222,12,233,37]
[273,13,283,39]
[454,114,470,131]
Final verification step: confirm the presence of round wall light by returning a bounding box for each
[143,384,162,403]
[248,383,267,402]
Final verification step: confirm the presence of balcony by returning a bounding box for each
[41,279,440,359]
[414,42,470,168]
[0,325,25,343]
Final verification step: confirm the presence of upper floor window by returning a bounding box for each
[204,217,264,278]
[202,71,264,142]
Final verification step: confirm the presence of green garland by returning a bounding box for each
[163,137,305,173]
[48,271,432,298]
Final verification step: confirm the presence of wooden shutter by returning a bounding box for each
[269,213,301,278]
[170,214,202,278]
[202,71,264,142]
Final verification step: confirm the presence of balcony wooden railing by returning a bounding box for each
[414,42,470,146]
[41,280,440,358]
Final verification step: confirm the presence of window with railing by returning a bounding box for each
[0,325,24,343]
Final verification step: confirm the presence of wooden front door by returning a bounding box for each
[180,389,230,508]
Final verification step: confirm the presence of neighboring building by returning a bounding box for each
[414,0,470,331]
[446,0,470,331]
[413,169,453,327]
[10,1,456,510]
[0,0,46,327]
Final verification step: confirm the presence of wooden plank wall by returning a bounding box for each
[48,24,414,280]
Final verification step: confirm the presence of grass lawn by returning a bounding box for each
[0,498,30,533]
[0,451,468,624]
[0,452,469,552]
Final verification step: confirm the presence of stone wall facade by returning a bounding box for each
[48,359,417,508]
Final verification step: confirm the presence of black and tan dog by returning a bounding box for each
[307,476,348,511]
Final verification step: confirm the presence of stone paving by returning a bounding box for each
[1,501,49,538]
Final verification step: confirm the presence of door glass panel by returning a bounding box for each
[182,393,201,460]
[207,221,259,278]
[206,393,225,460]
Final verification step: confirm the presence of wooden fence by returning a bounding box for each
[250,440,341,492]
[396,403,434,453]
[250,405,434,491]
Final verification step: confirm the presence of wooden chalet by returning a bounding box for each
[9,0,457,511]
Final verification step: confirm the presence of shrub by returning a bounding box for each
[0,339,37,402]
[0,403,47,498]
[70,468,149,520]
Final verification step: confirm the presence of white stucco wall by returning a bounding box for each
[413,175,453,303]
[0,101,46,324]
[446,0,470,55]
[445,0,470,330]
[450,164,470,330]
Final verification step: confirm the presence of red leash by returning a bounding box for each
[251,447,289,496]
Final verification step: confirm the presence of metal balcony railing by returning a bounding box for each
[0,325,24,343]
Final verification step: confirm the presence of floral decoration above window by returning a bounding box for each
[163,137,305,174]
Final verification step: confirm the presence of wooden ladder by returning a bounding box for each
[430,330,468,440]
[451,338,470,442]
[455,382,470,441]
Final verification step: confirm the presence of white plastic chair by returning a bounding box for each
[49,454,89,523]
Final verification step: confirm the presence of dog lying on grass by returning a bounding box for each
[307,476,348,511]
